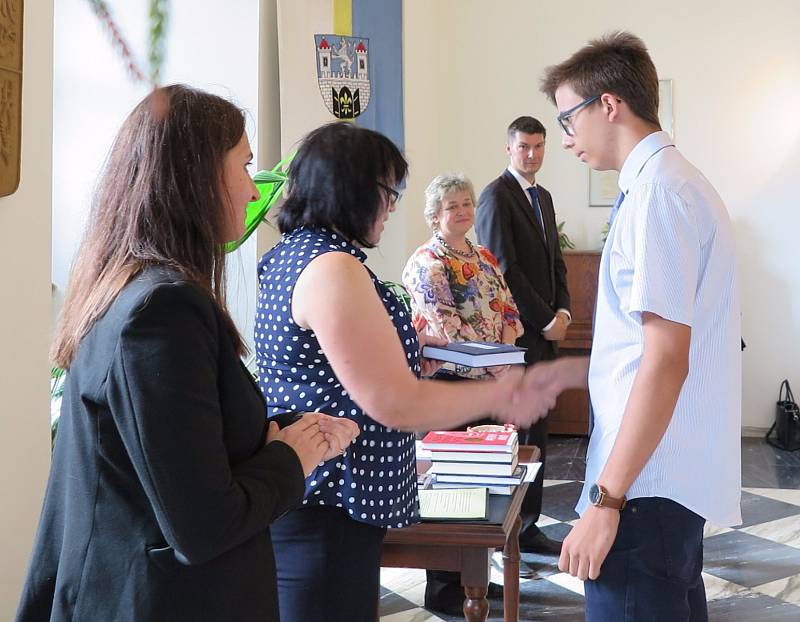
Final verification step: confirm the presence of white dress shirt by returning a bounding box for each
[579,131,742,526]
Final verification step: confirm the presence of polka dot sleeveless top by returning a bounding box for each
[255,227,420,528]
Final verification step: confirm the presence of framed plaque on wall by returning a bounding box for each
[0,0,23,197]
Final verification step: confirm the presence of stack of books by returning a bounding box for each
[420,429,525,495]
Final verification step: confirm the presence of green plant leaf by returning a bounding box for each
[225,152,295,253]
[383,281,412,314]
[557,221,576,250]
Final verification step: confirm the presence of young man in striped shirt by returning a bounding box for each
[534,32,741,621]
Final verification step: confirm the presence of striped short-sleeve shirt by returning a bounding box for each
[580,131,742,527]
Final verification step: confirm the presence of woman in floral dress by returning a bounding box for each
[402,172,523,380]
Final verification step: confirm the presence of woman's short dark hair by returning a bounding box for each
[278,122,408,248]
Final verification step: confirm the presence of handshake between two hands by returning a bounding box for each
[491,356,590,429]
[265,348,590,476]
[415,329,590,429]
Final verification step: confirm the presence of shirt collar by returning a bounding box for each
[290,226,368,263]
[618,130,674,196]
[507,165,537,192]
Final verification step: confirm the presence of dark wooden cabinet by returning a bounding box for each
[549,251,601,436]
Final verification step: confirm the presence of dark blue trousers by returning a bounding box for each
[270,505,387,622]
[585,497,708,622]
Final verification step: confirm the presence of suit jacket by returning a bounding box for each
[476,169,570,363]
[17,267,304,622]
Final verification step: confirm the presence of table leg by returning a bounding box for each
[461,548,491,622]
[463,585,489,622]
[502,515,521,622]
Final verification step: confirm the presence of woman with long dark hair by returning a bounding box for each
[17,85,357,622]
[256,122,560,621]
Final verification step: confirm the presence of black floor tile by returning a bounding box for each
[540,522,573,543]
[541,454,576,480]
[743,437,800,468]
[708,592,800,621]
[703,531,800,588]
[743,463,800,489]
[544,438,581,460]
[576,436,589,459]
[378,588,421,617]
[542,481,583,522]
[737,489,800,528]
[564,458,587,481]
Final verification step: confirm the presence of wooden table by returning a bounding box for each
[381,446,540,622]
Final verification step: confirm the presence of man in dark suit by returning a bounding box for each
[476,116,571,556]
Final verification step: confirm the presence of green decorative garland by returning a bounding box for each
[86,0,170,86]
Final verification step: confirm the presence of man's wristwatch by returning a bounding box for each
[588,483,626,510]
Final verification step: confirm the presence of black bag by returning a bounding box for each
[766,380,800,451]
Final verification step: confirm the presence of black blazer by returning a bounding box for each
[17,267,304,622]
[476,170,570,363]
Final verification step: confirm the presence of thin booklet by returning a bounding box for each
[418,487,489,522]
[421,341,526,368]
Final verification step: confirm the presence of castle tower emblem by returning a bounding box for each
[314,35,371,120]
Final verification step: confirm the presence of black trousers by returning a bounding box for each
[518,414,547,534]
[270,505,387,622]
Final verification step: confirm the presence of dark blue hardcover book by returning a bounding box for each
[421,341,526,368]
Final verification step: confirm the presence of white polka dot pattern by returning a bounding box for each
[256,227,421,528]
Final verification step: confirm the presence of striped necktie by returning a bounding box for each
[526,186,546,241]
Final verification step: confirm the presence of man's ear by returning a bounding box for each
[600,93,622,123]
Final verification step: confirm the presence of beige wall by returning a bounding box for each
[278,0,799,429]
[257,0,285,257]
[0,0,54,617]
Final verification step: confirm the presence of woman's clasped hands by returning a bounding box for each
[267,414,360,476]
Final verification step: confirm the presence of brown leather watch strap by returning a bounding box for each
[593,484,626,510]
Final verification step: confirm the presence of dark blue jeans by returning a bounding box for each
[270,505,387,622]
[584,497,708,622]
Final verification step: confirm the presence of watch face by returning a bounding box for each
[588,483,600,505]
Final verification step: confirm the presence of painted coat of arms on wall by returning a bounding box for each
[314,34,370,119]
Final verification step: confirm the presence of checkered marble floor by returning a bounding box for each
[379,437,800,621]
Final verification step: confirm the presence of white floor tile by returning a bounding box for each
[544,571,585,596]
[753,574,800,607]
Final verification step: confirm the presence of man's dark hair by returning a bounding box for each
[278,122,408,248]
[540,31,660,128]
[507,116,547,142]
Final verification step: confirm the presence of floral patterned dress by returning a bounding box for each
[402,236,524,379]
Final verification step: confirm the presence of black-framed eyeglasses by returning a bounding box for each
[378,181,403,205]
[556,95,600,137]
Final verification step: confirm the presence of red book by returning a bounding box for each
[420,430,518,453]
